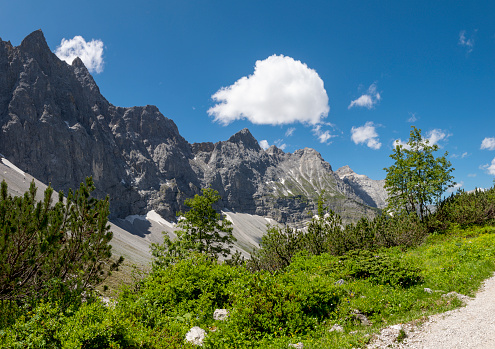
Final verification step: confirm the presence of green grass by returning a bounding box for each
[2,225,495,348]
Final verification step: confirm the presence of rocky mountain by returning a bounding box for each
[0,30,383,225]
[336,165,388,209]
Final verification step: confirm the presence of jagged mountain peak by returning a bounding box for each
[227,128,261,151]
[71,56,85,68]
[336,165,355,177]
[20,29,50,53]
[0,30,386,225]
[266,145,284,156]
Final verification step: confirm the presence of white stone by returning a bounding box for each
[213,308,229,321]
[185,326,206,346]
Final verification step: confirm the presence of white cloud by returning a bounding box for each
[451,152,469,159]
[285,127,296,137]
[426,129,450,146]
[481,137,495,150]
[407,112,417,123]
[458,30,475,53]
[312,125,335,144]
[393,128,450,150]
[274,139,287,150]
[467,173,477,177]
[348,83,381,109]
[351,122,381,150]
[208,55,329,126]
[55,36,105,74]
[447,181,464,193]
[392,139,410,150]
[481,158,495,175]
[259,140,270,150]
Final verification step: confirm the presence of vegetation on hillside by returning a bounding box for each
[2,136,495,348]
[0,178,122,306]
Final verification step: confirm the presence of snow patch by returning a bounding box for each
[125,214,147,224]
[222,211,235,225]
[1,158,25,177]
[146,210,175,229]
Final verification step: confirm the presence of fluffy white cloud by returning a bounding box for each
[458,30,474,53]
[55,36,105,74]
[208,55,329,125]
[351,122,381,150]
[407,113,417,123]
[482,158,495,175]
[285,127,296,137]
[481,137,495,150]
[259,140,270,150]
[312,125,335,144]
[348,83,381,109]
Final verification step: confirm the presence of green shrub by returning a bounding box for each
[429,186,495,231]
[340,250,422,288]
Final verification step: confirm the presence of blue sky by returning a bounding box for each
[1,1,495,191]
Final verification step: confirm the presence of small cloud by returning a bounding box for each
[208,55,329,126]
[481,137,495,150]
[458,30,475,53]
[407,112,417,123]
[447,181,464,193]
[259,140,270,150]
[274,139,287,150]
[451,152,469,159]
[467,173,477,177]
[348,83,381,109]
[481,158,495,175]
[285,127,296,137]
[392,139,410,150]
[351,121,381,150]
[312,125,335,144]
[393,128,450,150]
[426,129,450,146]
[55,36,105,73]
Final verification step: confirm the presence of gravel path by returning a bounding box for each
[368,273,495,348]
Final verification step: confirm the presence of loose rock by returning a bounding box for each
[185,326,206,346]
[213,308,229,321]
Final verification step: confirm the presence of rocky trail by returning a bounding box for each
[368,273,495,348]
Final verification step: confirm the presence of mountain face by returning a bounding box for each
[336,165,388,209]
[0,30,383,224]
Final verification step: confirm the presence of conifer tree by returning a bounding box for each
[152,188,235,268]
[0,178,122,302]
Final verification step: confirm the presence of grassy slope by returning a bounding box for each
[2,225,495,348]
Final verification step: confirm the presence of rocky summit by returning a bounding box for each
[0,30,385,224]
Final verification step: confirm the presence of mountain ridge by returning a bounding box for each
[0,30,386,224]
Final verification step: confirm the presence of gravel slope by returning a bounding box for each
[368,273,495,348]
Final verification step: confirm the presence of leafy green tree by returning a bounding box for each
[0,178,123,303]
[384,126,455,219]
[152,188,236,268]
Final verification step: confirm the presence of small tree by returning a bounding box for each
[384,126,455,219]
[152,188,236,268]
[0,178,123,303]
